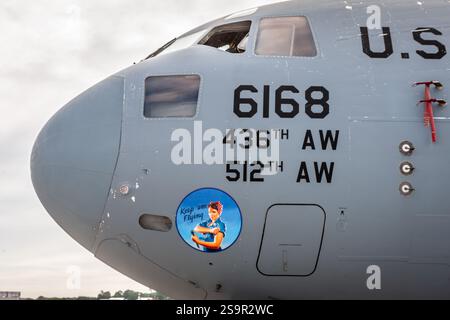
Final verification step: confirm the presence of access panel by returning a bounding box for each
[257,204,326,276]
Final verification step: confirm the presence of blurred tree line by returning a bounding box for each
[97,289,169,300]
[35,289,169,300]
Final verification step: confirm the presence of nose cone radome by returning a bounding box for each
[31,76,124,251]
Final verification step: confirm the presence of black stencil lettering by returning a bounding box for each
[360,27,394,58]
[234,85,258,118]
[275,86,300,118]
[314,162,335,183]
[413,27,447,59]
[320,130,340,150]
[296,162,311,183]
[302,130,316,150]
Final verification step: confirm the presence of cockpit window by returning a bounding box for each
[145,29,207,59]
[198,21,251,54]
[255,17,317,57]
[144,75,200,118]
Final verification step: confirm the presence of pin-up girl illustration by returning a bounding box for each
[191,201,226,252]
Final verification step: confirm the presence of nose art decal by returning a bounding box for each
[175,188,242,253]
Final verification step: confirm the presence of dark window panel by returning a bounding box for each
[144,75,200,118]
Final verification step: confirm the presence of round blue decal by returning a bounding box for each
[176,188,242,253]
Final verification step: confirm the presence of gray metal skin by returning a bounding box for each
[31,0,450,299]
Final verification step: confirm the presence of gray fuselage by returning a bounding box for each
[31,0,450,299]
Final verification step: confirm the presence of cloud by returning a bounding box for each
[0,0,280,298]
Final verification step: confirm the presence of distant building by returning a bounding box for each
[0,292,21,300]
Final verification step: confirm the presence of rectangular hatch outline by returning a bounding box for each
[256,203,326,277]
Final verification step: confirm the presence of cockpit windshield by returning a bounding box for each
[198,21,251,54]
[145,29,208,59]
[145,20,253,59]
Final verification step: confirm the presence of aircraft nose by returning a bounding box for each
[31,76,124,251]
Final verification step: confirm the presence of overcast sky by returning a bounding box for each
[0,0,281,298]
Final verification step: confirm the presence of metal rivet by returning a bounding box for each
[399,141,415,156]
[400,162,415,176]
[119,184,130,196]
[400,182,414,196]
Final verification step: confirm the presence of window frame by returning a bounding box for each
[197,20,253,54]
[145,28,210,60]
[252,15,319,59]
[142,73,203,120]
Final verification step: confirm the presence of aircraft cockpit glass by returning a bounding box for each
[145,29,207,59]
[198,21,252,54]
[144,75,200,118]
[255,16,317,57]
